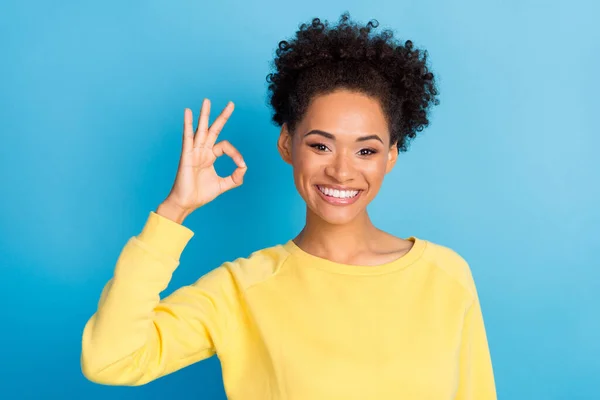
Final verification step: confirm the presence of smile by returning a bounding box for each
[315,185,363,205]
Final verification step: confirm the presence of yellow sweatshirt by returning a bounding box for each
[81,211,497,399]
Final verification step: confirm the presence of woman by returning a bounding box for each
[81,12,497,399]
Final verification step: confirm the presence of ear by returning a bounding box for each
[385,142,398,174]
[277,123,293,165]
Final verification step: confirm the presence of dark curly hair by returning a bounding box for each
[265,12,440,153]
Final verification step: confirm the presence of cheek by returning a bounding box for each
[292,149,322,178]
[361,158,388,182]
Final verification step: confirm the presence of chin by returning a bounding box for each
[316,210,361,225]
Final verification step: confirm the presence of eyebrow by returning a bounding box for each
[303,129,384,144]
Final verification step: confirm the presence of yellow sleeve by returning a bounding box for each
[454,297,497,399]
[81,211,237,386]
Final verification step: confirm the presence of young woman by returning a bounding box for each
[81,12,497,399]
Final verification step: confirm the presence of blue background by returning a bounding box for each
[1,0,599,399]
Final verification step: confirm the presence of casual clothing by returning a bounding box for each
[81,210,497,399]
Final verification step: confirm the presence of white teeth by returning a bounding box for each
[317,186,359,199]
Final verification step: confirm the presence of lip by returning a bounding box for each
[315,185,363,206]
[316,184,361,191]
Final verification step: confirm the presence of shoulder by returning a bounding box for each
[213,242,293,291]
[420,239,479,301]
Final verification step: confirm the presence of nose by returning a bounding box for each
[324,152,355,183]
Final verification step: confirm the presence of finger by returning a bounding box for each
[212,140,246,168]
[194,98,211,148]
[213,140,247,193]
[204,101,235,148]
[219,165,247,193]
[182,108,194,153]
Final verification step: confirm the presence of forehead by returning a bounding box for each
[299,90,389,139]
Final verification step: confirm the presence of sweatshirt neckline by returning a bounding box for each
[282,236,427,276]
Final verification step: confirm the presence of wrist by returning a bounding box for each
[156,200,192,224]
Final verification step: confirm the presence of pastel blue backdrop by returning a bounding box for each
[1,0,598,399]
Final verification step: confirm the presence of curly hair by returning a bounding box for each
[265,12,440,153]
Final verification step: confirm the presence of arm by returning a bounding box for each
[454,296,497,399]
[80,210,237,386]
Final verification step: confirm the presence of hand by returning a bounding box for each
[164,99,247,214]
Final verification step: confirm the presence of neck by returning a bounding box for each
[293,206,379,261]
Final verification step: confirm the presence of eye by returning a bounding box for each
[358,148,377,156]
[309,143,330,152]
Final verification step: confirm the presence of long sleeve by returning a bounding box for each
[81,211,238,386]
[454,296,497,399]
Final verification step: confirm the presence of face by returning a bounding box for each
[277,89,398,225]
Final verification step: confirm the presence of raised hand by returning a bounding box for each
[163,99,247,215]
